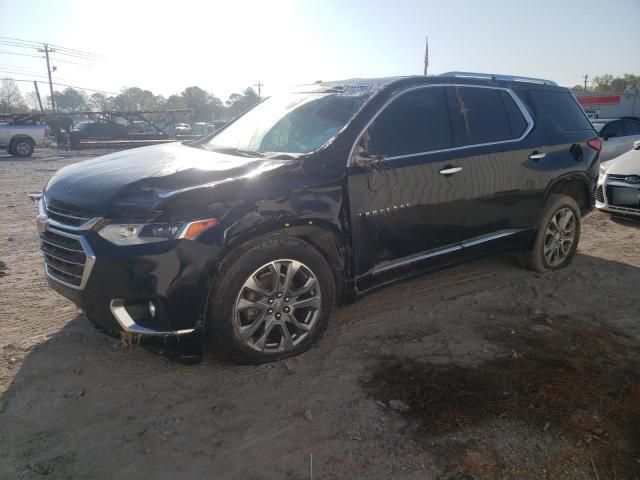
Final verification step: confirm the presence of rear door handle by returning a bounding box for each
[439,166,463,176]
[529,152,546,160]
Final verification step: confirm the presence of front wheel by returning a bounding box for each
[524,194,581,272]
[206,236,335,364]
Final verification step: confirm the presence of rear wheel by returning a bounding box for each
[206,235,335,364]
[10,138,34,157]
[524,194,581,272]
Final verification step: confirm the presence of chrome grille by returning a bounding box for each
[46,204,92,227]
[594,185,604,203]
[40,229,89,288]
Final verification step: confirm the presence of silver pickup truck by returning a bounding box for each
[0,123,50,157]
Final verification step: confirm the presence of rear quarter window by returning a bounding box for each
[528,90,593,131]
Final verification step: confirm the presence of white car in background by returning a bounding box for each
[596,140,640,217]
[592,117,640,165]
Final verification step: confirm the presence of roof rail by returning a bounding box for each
[439,71,558,86]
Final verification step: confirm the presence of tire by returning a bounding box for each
[206,235,336,364]
[524,194,581,272]
[10,138,35,157]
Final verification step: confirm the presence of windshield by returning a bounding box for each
[591,122,606,133]
[205,90,372,155]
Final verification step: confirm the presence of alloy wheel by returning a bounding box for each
[233,259,322,354]
[543,207,576,267]
[16,142,31,155]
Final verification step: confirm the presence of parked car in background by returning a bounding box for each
[72,121,130,139]
[591,117,640,164]
[596,140,640,217]
[191,122,216,136]
[175,123,192,135]
[0,121,50,157]
[36,72,601,363]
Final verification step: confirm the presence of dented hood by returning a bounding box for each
[44,142,289,216]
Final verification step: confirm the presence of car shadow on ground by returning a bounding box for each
[609,213,640,229]
[1,253,639,479]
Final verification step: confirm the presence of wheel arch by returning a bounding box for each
[544,173,593,214]
[213,220,351,306]
[10,134,36,146]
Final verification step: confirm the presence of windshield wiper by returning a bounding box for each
[209,147,265,158]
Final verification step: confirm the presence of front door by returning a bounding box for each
[347,86,468,277]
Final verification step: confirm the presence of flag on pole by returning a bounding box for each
[424,36,429,76]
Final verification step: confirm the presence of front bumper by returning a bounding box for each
[595,175,640,218]
[37,200,222,336]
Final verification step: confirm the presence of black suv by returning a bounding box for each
[36,72,601,363]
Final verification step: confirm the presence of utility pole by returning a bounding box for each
[254,81,263,100]
[33,81,44,113]
[38,44,56,112]
[583,74,589,91]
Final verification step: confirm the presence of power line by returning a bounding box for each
[0,69,79,82]
[0,50,43,59]
[0,35,103,60]
[1,77,119,96]
[49,81,118,95]
[0,41,100,64]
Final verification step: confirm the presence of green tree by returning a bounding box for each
[592,74,640,94]
[180,86,224,121]
[88,92,114,111]
[164,94,187,110]
[53,88,88,112]
[225,87,260,119]
[113,87,160,111]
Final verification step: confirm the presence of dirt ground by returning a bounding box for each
[1,148,639,480]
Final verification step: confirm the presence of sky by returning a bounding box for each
[0,0,639,100]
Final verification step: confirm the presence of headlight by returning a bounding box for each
[98,218,218,246]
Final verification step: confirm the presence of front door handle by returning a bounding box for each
[439,166,463,176]
[529,152,546,160]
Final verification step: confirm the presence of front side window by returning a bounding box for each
[363,86,451,158]
[206,90,372,155]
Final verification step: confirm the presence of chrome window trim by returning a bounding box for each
[347,83,534,166]
[41,226,96,291]
[370,230,518,275]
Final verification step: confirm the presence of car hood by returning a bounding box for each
[44,142,289,216]
[602,148,640,175]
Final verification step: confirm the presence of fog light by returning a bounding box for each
[148,301,157,319]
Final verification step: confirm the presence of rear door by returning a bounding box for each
[347,86,468,277]
[444,85,544,241]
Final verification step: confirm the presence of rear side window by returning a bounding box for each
[367,86,451,157]
[601,121,624,139]
[624,120,640,136]
[447,87,515,146]
[528,90,592,131]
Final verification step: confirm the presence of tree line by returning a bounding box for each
[570,74,640,93]
[0,80,260,121]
